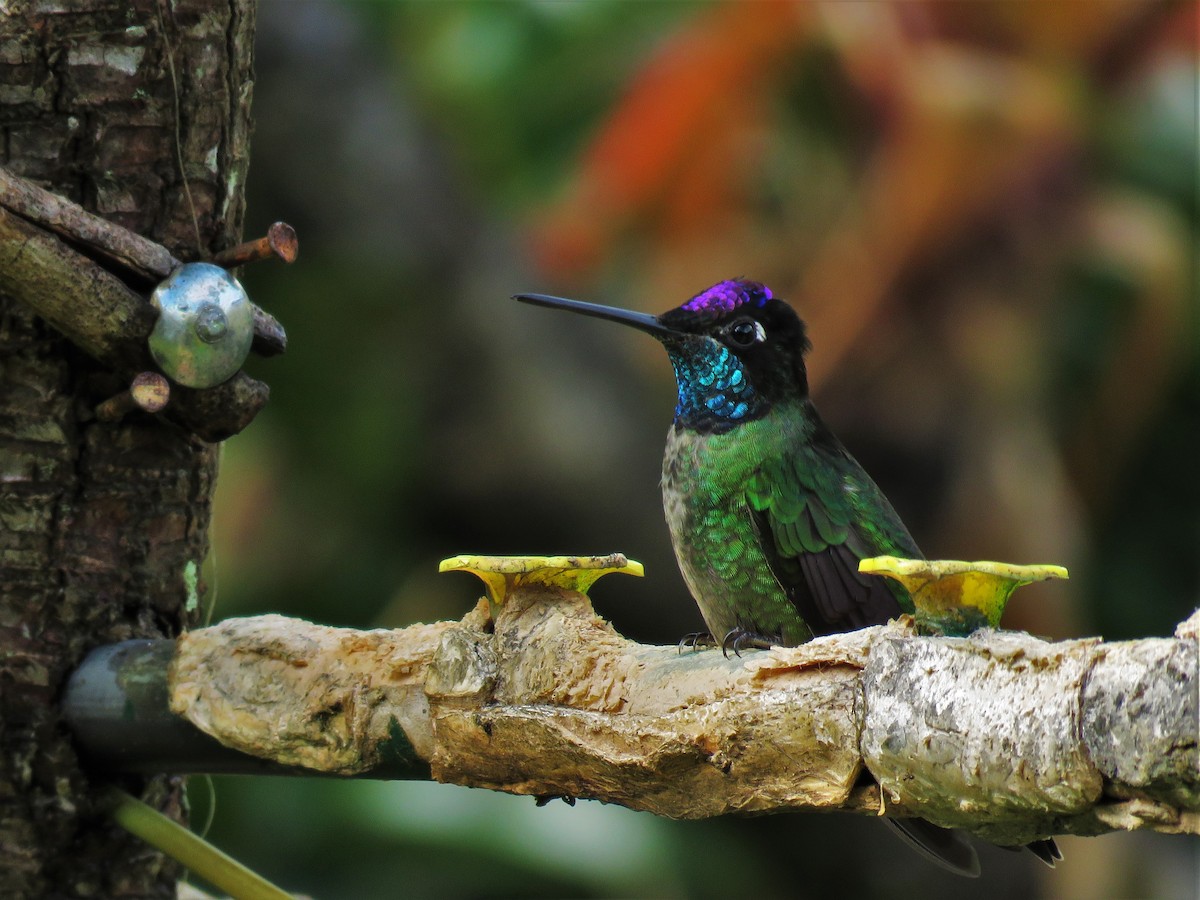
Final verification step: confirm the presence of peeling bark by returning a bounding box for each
[0,2,254,896]
[166,589,1200,851]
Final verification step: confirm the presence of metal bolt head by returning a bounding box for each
[193,303,229,343]
[148,263,254,388]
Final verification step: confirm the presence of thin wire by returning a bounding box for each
[203,444,221,628]
[156,0,202,254]
[194,774,217,840]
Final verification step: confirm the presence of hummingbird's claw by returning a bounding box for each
[676,631,715,654]
[719,627,777,658]
[720,629,741,658]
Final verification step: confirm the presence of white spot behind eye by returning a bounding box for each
[727,320,766,347]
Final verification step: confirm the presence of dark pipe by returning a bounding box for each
[64,639,430,778]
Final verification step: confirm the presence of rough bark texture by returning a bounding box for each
[167,590,1200,850]
[0,2,254,896]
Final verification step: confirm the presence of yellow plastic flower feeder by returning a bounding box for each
[859,556,1068,636]
[438,553,644,615]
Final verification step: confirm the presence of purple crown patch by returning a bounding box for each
[681,279,772,314]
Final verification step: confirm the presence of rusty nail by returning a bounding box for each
[95,372,171,422]
[212,221,298,268]
[251,305,288,357]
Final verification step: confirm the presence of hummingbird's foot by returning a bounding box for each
[677,631,716,654]
[719,627,777,658]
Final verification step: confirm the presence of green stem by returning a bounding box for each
[101,787,292,900]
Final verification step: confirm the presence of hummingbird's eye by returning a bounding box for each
[726,318,765,349]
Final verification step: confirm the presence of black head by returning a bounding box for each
[515,279,812,433]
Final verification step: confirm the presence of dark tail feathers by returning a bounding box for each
[1003,837,1063,867]
[889,818,1063,876]
[886,818,981,878]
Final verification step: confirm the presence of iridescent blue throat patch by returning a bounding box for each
[669,341,761,428]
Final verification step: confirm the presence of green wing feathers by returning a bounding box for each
[747,439,920,634]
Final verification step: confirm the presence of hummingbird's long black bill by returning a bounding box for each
[514,293,677,340]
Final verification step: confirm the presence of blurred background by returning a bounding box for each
[196,1,1197,897]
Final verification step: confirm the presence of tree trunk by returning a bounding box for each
[0,1,254,896]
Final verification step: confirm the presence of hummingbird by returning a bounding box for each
[516,278,1060,876]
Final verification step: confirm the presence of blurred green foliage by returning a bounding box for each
[202,1,1198,897]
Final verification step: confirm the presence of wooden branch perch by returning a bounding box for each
[79,582,1197,849]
